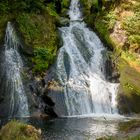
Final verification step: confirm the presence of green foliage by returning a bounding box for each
[47,3,59,17]
[32,47,56,73]
[124,83,134,91]
[121,51,138,62]
[118,58,140,97]
[17,13,58,48]
[80,0,98,13]
[16,12,58,73]
[129,35,140,45]
[103,11,117,30]
[95,19,115,48]
[122,12,140,35]
[122,10,140,46]
[0,1,9,14]
[61,0,69,8]
[93,10,117,50]
[129,135,140,140]
[119,120,140,132]
[0,0,44,14]
[0,120,40,140]
[0,0,63,73]
[60,0,69,15]
[17,13,39,46]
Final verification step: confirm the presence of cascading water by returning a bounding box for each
[54,0,119,116]
[0,22,29,118]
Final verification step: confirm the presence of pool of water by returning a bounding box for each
[1,115,140,140]
[23,115,134,140]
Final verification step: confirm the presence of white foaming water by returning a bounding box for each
[4,22,29,117]
[55,0,119,116]
[69,0,81,21]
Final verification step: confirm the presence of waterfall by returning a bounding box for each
[54,0,119,116]
[0,22,29,118]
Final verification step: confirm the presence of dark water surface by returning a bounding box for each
[19,116,133,140]
[1,115,140,140]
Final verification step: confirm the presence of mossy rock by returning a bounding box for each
[0,0,69,74]
[16,11,59,73]
[117,58,140,114]
[0,120,41,140]
[119,63,140,96]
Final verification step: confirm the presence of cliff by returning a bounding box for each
[80,0,140,113]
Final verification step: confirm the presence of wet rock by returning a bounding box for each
[41,79,46,87]
[90,5,98,13]
[41,94,55,107]
[105,59,112,79]
[0,96,4,103]
[59,17,70,26]
[55,0,61,14]
[108,72,120,83]
[40,114,49,120]
[44,106,58,118]
[19,44,34,56]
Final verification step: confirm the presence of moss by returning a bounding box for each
[119,120,140,132]
[61,0,69,9]
[121,5,140,49]
[17,13,58,47]
[118,59,140,96]
[94,18,116,49]
[16,12,58,73]
[47,3,59,18]
[0,1,9,14]
[0,120,41,140]
[32,47,56,73]
[0,0,70,73]
[117,57,140,113]
[80,0,98,17]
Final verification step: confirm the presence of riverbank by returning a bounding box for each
[0,120,41,140]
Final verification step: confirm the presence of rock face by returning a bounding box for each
[59,17,70,26]
[110,21,127,48]
[27,73,58,118]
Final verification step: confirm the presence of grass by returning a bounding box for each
[119,120,140,132]
[0,120,41,140]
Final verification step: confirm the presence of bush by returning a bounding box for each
[32,47,56,73]
[104,11,117,30]
[129,35,140,45]
[122,11,140,47]
[0,1,9,14]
